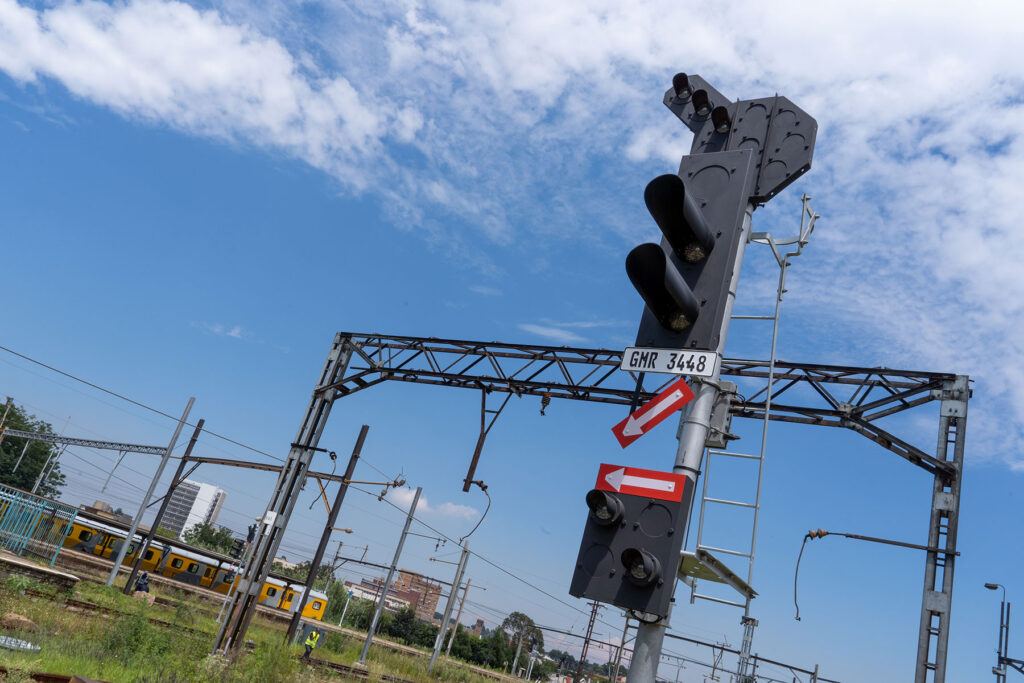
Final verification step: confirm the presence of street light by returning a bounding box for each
[986,582,1010,682]
[987,582,1007,602]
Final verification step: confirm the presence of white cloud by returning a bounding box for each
[194,321,245,339]
[387,487,478,520]
[3,0,1024,463]
[516,324,588,345]
[0,0,389,189]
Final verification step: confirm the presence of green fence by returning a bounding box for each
[0,484,77,567]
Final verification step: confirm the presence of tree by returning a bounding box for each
[181,522,234,555]
[342,596,377,629]
[382,605,417,644]
[500,611,543,675]
[0,399,66,498]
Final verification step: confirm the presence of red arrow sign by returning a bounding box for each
[611,377,695,448]
[595,463,687,502]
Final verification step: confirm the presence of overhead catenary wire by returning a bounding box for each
[349,484,617,629]
[0,343,284,463]
[3,342,725,660]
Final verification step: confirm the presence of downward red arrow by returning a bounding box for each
[611,378,695,448]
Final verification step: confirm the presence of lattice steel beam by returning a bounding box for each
[325,333,956,475]
[0,428,166,455]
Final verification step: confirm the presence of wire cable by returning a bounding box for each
[0,343,284,463]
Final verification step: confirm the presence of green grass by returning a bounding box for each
[0,578,508,682]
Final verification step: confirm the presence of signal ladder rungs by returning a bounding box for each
[708,448,761,460]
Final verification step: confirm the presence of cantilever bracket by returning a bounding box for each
[462,389,513,492]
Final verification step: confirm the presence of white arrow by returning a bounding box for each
[621,389,686,437]
[604,467,676,493]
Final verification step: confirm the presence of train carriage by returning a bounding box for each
[59,512,329,621]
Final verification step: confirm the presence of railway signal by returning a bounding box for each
[622,72,818,683]
[627,151,755,352]
[627,72,817,353]
[229,538,245,559]
[569,464,692,617]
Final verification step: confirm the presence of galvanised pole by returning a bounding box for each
[358,486,422,666]
[914,375,967,682]
[628,204,753,683]
[429,542,469,671]
[106,397,194,586]
[445,577,472,660]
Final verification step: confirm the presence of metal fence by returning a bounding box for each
[0,484,77,566]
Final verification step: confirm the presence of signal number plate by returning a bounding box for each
[620,347,717,378]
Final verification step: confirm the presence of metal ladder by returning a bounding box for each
[689,195,819,634]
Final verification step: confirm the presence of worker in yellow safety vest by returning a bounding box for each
[300,628,321,661]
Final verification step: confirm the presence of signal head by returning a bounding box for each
[585,489,624,527]
[626,243,700,331]
[621,548,662,587]
[711,106,731,134]
[672,73,691,100]
[691,89,711,116]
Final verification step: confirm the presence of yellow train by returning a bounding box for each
[63,513,328,620]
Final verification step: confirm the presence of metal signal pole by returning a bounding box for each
[628,204,753,682]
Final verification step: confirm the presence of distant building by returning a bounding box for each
[391,570,443,623]
[471,618,485,637]
[162,480,226,536]
[344,579,417,612]
[82,500,132,525]
[273,557,299,570]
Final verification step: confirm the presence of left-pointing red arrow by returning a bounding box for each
[611,377,695,448]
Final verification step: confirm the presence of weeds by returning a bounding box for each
[0,580,506,682]
[3,575,41,595]
[102,608,170,661]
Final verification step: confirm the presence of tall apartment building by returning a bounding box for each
[162,479,226,536]
[391,570,443,623]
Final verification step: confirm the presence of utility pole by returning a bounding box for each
[357,486,422,667]
[611,616,630,682]
[213,524,260,630]
[429,542,469,671]
[123,419,204,594]
[106,398,194,586]
[574,600,601,683]
[214,335,352,652]
[445,577,472,659]
[324,540,344,592]
[285,424,368,643]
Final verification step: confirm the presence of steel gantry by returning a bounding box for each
[308,331,965,681]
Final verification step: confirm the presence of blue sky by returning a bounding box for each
[2,0,1023,679]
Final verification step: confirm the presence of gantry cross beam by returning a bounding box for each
[325,333,955,476]
[323,332,966,682]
